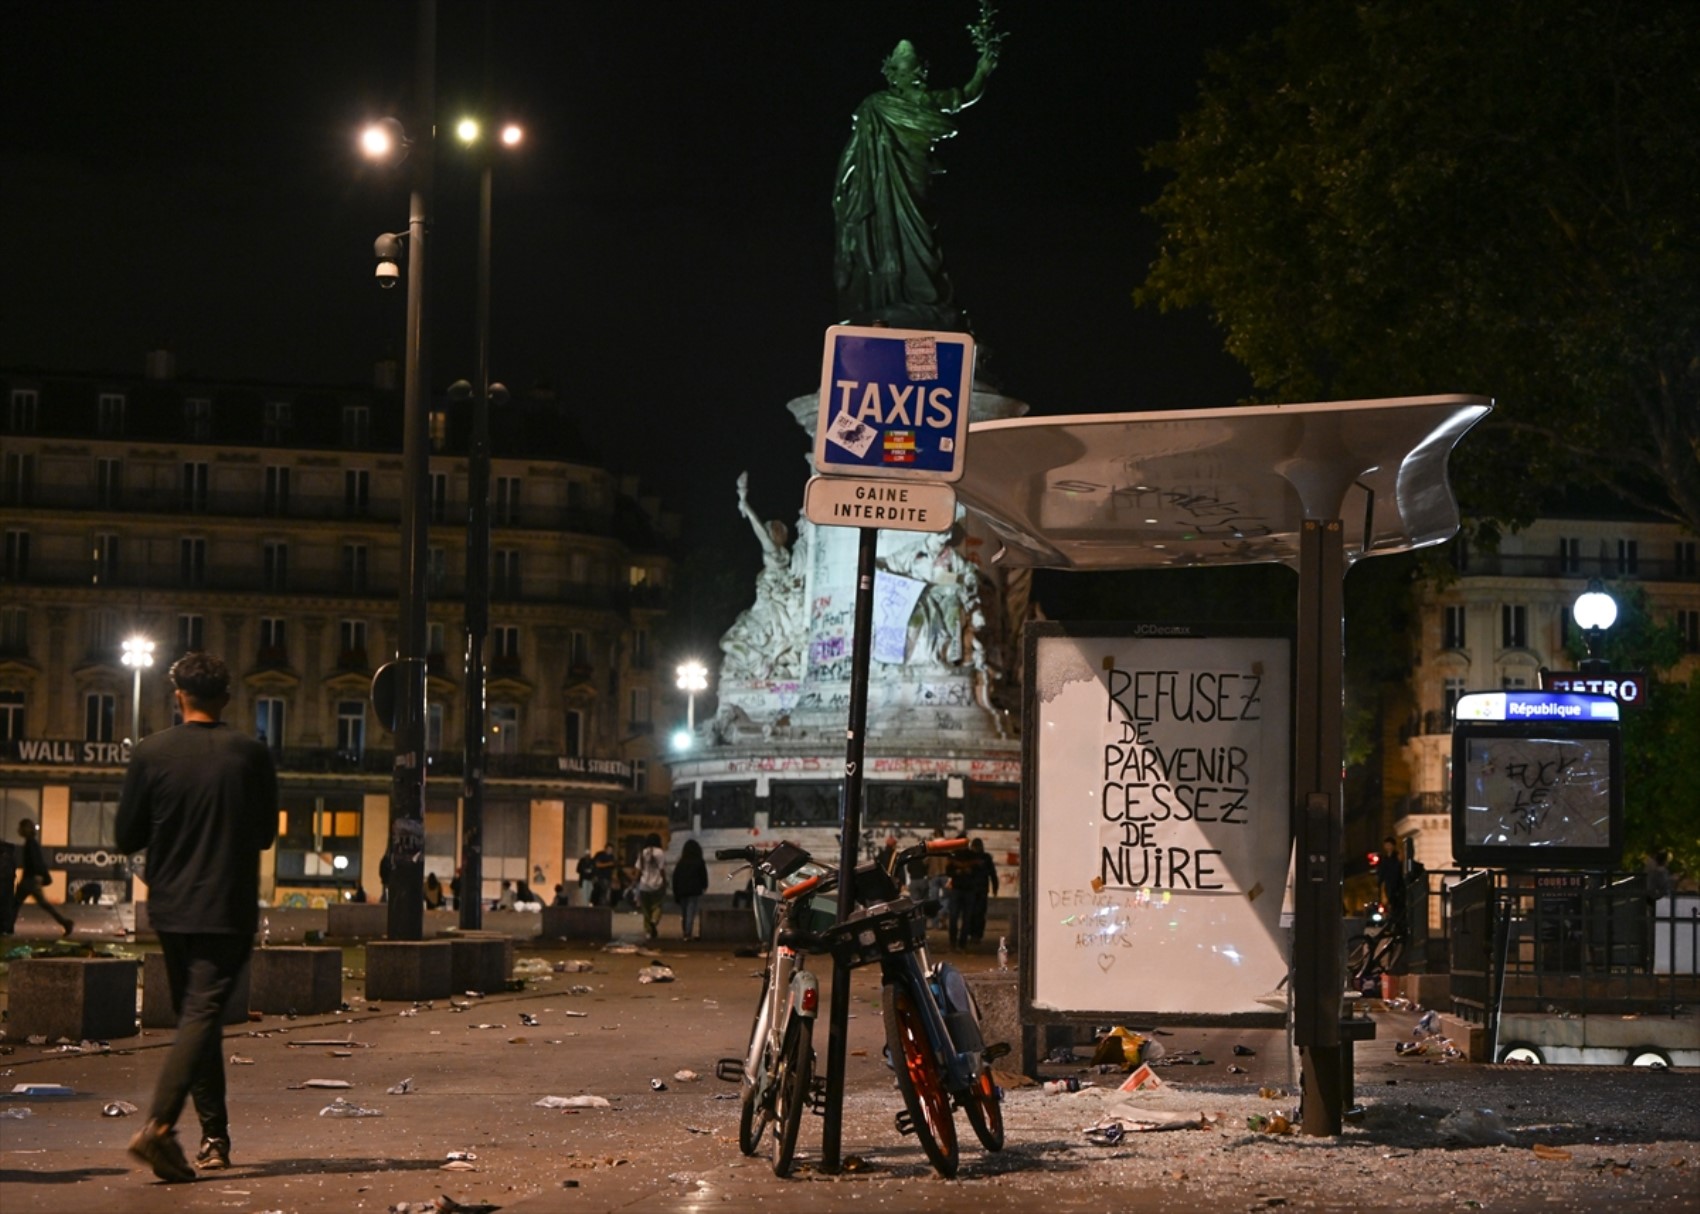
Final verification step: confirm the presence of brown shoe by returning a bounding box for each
[127,1121,196,1183]
[194,1137,230,1170]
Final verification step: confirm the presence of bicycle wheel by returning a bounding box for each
[882,978,959,1178]
[770,1014,812,1177]
[738,984,774,1156]
[961,1066,1004,1152]
[1370,933,1404,978]
[1346,934,1372,981]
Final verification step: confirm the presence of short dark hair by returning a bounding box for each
[169,651,230,702]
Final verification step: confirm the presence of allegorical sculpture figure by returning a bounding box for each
[832,4,1003,331]
[720,472,808,680]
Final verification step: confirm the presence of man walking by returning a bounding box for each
[14,818,74,936]
[116,653,278,1183]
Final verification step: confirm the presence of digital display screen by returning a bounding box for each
[1452,723,1621,868]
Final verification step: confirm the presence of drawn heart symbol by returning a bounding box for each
[1097,953,1115,972]
[845,761,857,776]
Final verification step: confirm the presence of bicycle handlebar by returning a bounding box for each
[781,872,826,900]
[715,847,760,862]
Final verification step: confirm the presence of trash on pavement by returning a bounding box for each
[637,964,675,983]
[388,1078,415,1095]
[649,1078,667,1091]
[1247,1112,1295,1135]
[1438,1107,1515,1146]
[0,1108,33,1119]
[1087,1108,1211,1139]
[1117,1063,1164,1092]
[230,1055,255,1065]
[10,1083,74,1097]
[535,1094,612,1109]
[1233,1044,1257,1056]
[319,1097,384,1117]
[298,1079,352,1089]
[673,1069,700,1082]
[556,959,594,972]
[101,1100,140,1117]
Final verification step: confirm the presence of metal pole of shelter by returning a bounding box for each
[386,0,435,943]
[821,525,879,1173]
[460,147,493,933]
[1293,518,1347,1134]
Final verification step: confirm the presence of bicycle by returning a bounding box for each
[811,835,1008,1178]
[1347,905,1408,990]
[713,841,834,1177]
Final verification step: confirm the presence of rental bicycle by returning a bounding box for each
[1347,905,1408,989]
[811,836,1007,1178]
[714,841,834,1177]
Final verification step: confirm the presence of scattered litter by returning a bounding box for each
[10,1083,73,1097]
[468,1023,506,1030]
[297,1079,352,1089]
[673,1069,700,1083]
[101,1100,140,1117]
[556,959,594,972]
[439,1159,477,1172]
[650,1078,668,1091]
[563,1010,589,1018]
[1248,1113,1295,1135]
[288,1038,369,1049]
[1233,1044,1257,1056]
[1258,1087,1286,1099]
[1532,1143,1573,1162]
[637,964,675,984]
[1043,1078,1085,1094]
[1046,1047,1078,1064]
[319,1097,384,1117]
[230,1055,255,1066]
[1087,1108,1211,1139]
[604,944,640,954]
[520,1013,539,1026]
[1438,1107,1515,1146]
[1117,1063,1164,1093]
[684,1125,712,1134]
[0,1107,33,1120]
[387,1197,500,1214]
[1227,1065,1248,1075]
[536,1094,612,1109]
[328,1049,353,1058]
[446,1150,477,1161]
[25,1036,47,1046]
[387,1078,415,1095]
[568,985,594,996]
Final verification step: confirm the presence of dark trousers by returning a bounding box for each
[15,876,72,930]
[150,931,251,1144]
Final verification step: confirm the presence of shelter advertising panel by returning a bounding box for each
[1022,623,1292,1025]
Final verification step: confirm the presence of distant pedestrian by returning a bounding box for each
[552,883,570,908]
[636,832,668,941]
[116,652,278,1181]
[671,838,709,940]
[424,871,444,909]
[592,844,618,907]
[495,879,517,911]
[13,818,73,936]
[576,852,596,905]
[349,884,369,903]
[925,829,951,928]
[946,836,997,949]
[378,851,393,903]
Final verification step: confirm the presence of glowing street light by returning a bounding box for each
[676,660,708,732]
[1572,578,1618,673]
[121,635,155,743]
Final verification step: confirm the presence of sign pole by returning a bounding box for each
[820,524,879,1174]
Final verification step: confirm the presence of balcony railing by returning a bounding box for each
[3,483,616,535]
[1453,551,1698,583]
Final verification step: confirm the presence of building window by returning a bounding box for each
[629,686,651,730]
[262,400,291,443]
[1617,538,1638,576]
[1442,676,1468,722]
[495,476,521,525]
[427,620,446,659]
[90,533,120,584]
[343,543,369,593]
[97,457,123,507]
[256,696,286,754]
[494,625,520,660]
[259,617,287,664]
[181,461,209,512]
[0,606,27,656]
[179,537,207,587]
[494,549,520,597]
[89,609,119,654]
[2,451,35,506]
[1441,605,1465,650]
[183,398,211,440]
[1678,609,1700,654]
[344,469,370,517]
[1500,603,1527,649]
[631,628,650,669]
[9,389,39,432]
[429,471,447,523]
[568,550,589,585]
[428,408,446,452]
[1502,673,1529,690]
[336,700,365,760]
[426,700,445,752]
[69,789,119,849]
[263,540,289,590]
[339,620,367,667]
[1557,536,1581,575]
[98,393,126,436]
[563,709,583,758]
[489,703,519,755]
[1675,541,1697,579]
[4,529,30,579]
[85,692,117,742]
[632,758,648,795]
[0,690,25,741]
[177,614,205,653]
[569,630,591,671]
[342,406,370,447]
[265,465,291,515]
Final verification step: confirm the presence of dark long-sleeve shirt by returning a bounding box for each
[116,720,279,935]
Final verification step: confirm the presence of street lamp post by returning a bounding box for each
[453,115,521,932]
[1573,578,1618,675]
[121,635,154,744]
[676,659,708,730]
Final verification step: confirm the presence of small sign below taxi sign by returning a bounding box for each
[803,475,956,533]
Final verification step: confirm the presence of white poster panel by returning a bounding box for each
[1027,627,1292,1020]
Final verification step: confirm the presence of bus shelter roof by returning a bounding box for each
[957,394,1491,570]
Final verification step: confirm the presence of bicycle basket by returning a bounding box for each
[818,900,928,969]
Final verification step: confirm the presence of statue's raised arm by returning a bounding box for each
[831,2,1005,331]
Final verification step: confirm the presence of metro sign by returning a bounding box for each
[1539,669,1648,709]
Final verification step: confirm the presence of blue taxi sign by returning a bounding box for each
[814,325,974,482]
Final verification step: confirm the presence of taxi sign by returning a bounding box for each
[814,325,974,482]
[803,475,956,533]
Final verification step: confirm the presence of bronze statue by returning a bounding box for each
[832,4,1003,331]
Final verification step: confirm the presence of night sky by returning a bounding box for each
[2,0,1265,580]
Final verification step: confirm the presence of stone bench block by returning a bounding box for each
[699,907,758,944]
[325,903,392,938]
[6,957,139,1042]
[364,940,453,1002]
[141,951,252,1029]
[250,946,344,1015]
[539,905,612,942]
[449,933,513,994]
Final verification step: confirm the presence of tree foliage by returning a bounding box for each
[1138,0,1700,536]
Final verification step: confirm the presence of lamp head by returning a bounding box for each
[1573,579,1618,632]
[360,117,409,167]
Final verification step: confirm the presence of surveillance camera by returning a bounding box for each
[375,260,401,289]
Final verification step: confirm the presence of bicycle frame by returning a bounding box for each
[882,932,984,1092]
